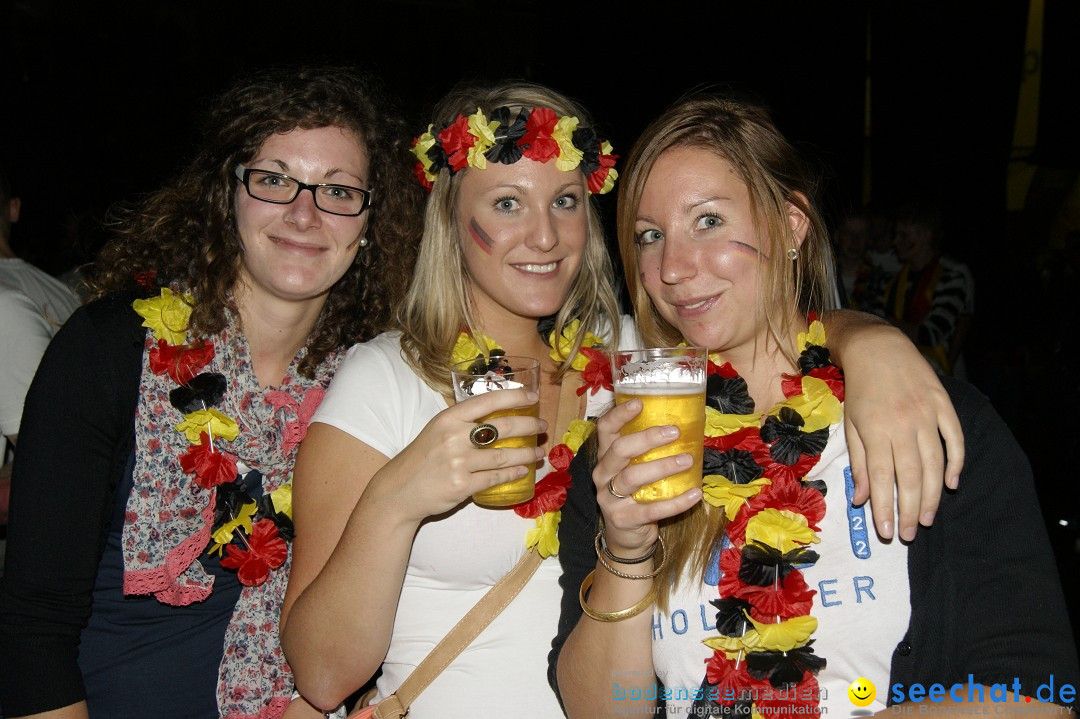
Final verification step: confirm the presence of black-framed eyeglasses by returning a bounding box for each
[234,166,373,217]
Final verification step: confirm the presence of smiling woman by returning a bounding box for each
[0,65,423,719]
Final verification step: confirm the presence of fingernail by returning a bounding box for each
[516,465,529,477]
[539,419,549,430]
[661,425,679,438]
[946,474,959,490]
[920,511,936,526]
[900,526,917,542]
[685,488,703,503]
[525,390,539,402]
[880,520,893,539]
[675,454,692,467]
[535,447,545,460]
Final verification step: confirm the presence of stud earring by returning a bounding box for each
[358,236,369,248]
[786,248,797,261]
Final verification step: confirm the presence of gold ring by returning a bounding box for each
[469,423,499,448]
[607,477,630,499]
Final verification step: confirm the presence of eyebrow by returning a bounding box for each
[251,159,366,185]
[635,195,733,225]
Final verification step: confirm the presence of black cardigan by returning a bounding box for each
[548,377,1079,712]
[0,295,145,714]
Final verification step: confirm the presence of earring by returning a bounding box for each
[358,236,369,247]
[786,248,797,261]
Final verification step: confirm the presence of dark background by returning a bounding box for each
[3,0,1078,644]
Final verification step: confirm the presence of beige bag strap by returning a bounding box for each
[370,547,544,719]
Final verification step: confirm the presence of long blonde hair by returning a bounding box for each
[396,81,620,396]
[617,95,838,608]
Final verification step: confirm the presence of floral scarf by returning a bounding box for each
[123,310,340,717]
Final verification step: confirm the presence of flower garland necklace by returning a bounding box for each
[133,287,295,587]
[452,319,613,557]
[694,318,844,717]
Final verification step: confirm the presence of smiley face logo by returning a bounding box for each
[847,677,877,707]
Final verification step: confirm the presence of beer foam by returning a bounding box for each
[615,382,704,395]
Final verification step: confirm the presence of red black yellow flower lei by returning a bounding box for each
[695,318,844,716]
[452,320,612,557]
[134,288,292,587]
[411,106,618,195]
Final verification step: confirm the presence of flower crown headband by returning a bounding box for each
[410,105,618,195]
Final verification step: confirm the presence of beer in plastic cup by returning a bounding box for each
[612,347,707,502]
[450,355,540,507]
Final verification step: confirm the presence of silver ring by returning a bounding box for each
[607,477,630,499]
[469,423,499,448]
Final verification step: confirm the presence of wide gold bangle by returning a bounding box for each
[594,532,666,580]
[578,570,657,622]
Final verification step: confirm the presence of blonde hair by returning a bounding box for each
[616,95,838,608]
[396,81,620,396]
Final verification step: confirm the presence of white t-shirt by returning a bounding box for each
[652,421,911,715]
[0,282,75,437]
[0,258,80,328]
[312,321,637,718]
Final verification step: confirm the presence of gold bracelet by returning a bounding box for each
[578,570,657,622]
[593,532,666,580]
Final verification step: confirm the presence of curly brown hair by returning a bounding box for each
[88,65,423,376]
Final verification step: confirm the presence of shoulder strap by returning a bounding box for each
[371,547,544,719]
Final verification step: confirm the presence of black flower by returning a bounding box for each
[745,642,826,688]
[169,372,227,414]
[486,107,528,165]
[710,597,754,636]
[573,126,601,175]
[761,407,829,465]
[738,542,820,587]
[706,373,755,415]
[798,344,833,373]
[703,448,763,484]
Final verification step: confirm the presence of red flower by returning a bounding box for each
[577,347,613,396]
[437,115,475,171]
[548,444,575,472]
[513,469,571,519]
[734,568,815,619]
[708,360,739,379]
[412,162,433,192]
[134,269,158,290]
[149,340,215,384]
[220,519,288,587]
[705,652,766,703]
[520,107,558,162]
[178,432,238,489]
[704,426,759,452]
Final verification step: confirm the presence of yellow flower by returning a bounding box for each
[466,108,498,170]
[773,375,842,432]
[451,331,501,367]
[207,501,256,555]
[705,405,761,437]
[547,319,603,369]
[526,510,561,557]
[798,320,826,351]
[744,508,819,553]
[270,482,292,520]
[552,116,583,171]
[701,476,771,520]
[703,633,748,653]
[133,288,193,345]
[411,126,439,183]
[562,419,596,453]
[741,612,817,651]
[175,408,239,444]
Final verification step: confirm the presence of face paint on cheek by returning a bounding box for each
[468,217,495,255]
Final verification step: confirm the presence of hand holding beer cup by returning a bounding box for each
[451,355,541,507]
[611,347,707,502]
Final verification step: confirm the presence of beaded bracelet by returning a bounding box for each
[578,569,658,622]
[594,532,666,580]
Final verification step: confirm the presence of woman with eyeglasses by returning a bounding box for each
[277,80,965,718]
[0,66,422,718]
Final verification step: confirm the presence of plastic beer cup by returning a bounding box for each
[450,355,540,507]
[612,347,707,502]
